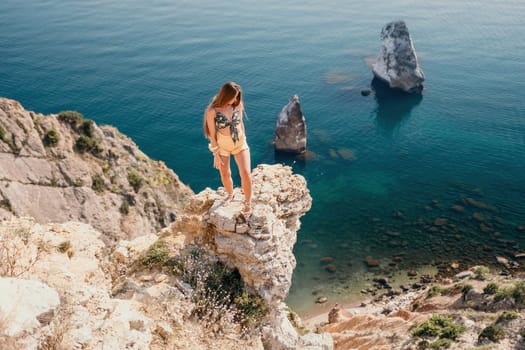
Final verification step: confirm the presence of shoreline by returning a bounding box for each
[295,260,525,327]
[288,263,438,320]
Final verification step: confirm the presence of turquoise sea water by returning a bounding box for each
[2,0,525,315]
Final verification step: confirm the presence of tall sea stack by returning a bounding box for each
[274,94,307,154]
[372,20,425,93]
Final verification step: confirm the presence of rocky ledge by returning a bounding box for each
[1,164,333,349]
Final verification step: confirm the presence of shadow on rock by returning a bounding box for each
[371,77,423,136]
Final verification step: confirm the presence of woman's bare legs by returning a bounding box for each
[218,155,234,200]
[234,149,252,212]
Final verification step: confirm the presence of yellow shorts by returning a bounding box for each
[217,132,249,157]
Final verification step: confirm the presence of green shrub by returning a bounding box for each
[123,193,135,206]
[429,338,452,349]
[478,324,505,342]
[74,178,84,187]
[474,266,490,280]
[43,129,60,146]
[0,198,13,212]
[91,175,105,193]
[128,171,144,193]
[496,311,518,324]
[494,281,525,307]
[412,302,420,312]
[234,292,269,329]
[139,240,169,268]
[75,135,96,153]
[484,282,499,295]
[461,284,474,300]
[512,281,525,307]
[417,340,429,349]
[80,120,95,137]
[120,201,129,215]
[58,111,84,128]
[412,314,465,340]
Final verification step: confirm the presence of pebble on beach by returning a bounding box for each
[316,296,328,304]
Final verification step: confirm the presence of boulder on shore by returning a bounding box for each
[372,20,425,93]
[274,95,307,154]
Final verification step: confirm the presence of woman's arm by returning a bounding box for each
[239,101,246,135]
[205,107,218,147]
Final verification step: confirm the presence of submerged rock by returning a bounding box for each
[372,21,425,93]
[274,95,307,154]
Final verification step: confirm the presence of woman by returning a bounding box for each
[203,81,252,217]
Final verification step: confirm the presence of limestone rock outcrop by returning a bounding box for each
[0,99,332,349]
[372,21,425,93]
[0,98,193,244]
[0,217,154,350]
[0,277,60,340]
[162,163,332,349]
[274,95,307,154]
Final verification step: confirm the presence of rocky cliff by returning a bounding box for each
[0,98,332,350]
[0,98,193,245]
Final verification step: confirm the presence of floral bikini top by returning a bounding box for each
[215,106,241,143]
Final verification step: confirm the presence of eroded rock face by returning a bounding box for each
[372,21,425,93]
[0,98,193,244]
[274,95,307,154]
[161,163,332,349]
[206,164,311,304]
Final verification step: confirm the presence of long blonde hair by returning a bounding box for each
[203,81,243,139]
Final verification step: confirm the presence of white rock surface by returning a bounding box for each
[0,277,60,337]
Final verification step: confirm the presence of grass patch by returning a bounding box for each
[139,239,169,268]
[429,338,452,349]
[474,266,490,280]
[427,286,451,299]
[167,249,269,333]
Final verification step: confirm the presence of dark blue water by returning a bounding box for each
[2,0,525,315]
